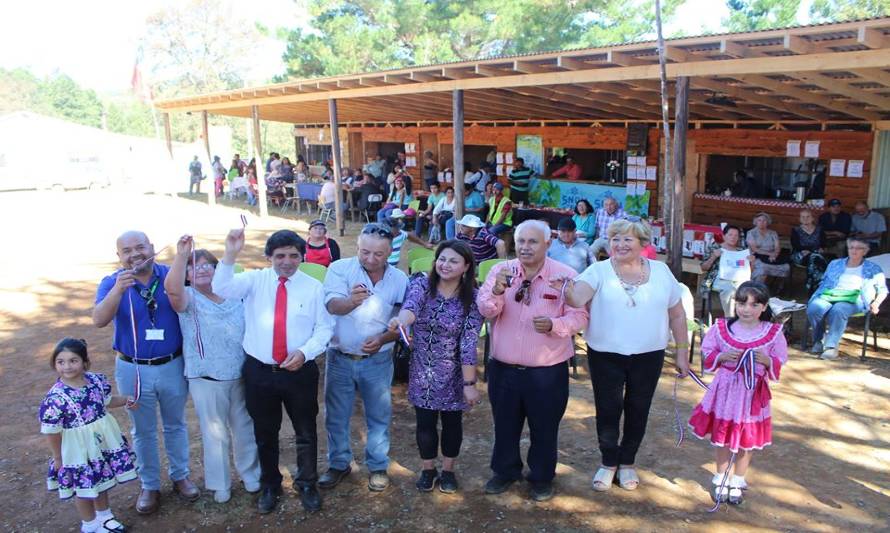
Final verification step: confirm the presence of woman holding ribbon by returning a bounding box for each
[688,281,787,506]
[388,240,483,494]
[559,218,689,492]
[165,236,261,503]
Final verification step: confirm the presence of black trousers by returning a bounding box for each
[487,359,569,484]
[243,356,319,489]
[587,347,664,467]
[509,189,529,206]
[415,407,463,460]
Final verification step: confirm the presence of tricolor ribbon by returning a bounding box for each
[397,324,411,348]
[191,244,206,360]
[710,453,737,513]
[732,349,757,390]
[240,214,248,227]
[673,370,709,448]
[127,291,141,405]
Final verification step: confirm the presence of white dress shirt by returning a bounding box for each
[212,262,334,364]
[323,257,408,355]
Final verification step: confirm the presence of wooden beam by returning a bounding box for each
[251,105,268,217]
[157,49,890,114]
[670,76,689,277]
[858,27,890,49]
[453,90,465,219]
[606,50,646,66]
[441,67,476,79]
[853,68,890,87]
[513,60,551,74]
[475,64,509,77]
[719,40,750,58]
[201,111,216,206]
[792,72,890,109]
[556,56,591,70]
[736,74,882,120]
[784,34,814,55]
[664,46,693,62]
[358,77,388,87]
[328,99,344,236]
[691,78,828,121]
[410,71,438,82]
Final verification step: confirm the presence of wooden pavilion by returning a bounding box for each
[156,17,890,244]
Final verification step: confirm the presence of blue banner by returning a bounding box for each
[527,178,650,216]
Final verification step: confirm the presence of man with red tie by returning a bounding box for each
[213,229,334,514]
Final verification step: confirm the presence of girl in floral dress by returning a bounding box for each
[688,282,788,505]
[39,338,137,532]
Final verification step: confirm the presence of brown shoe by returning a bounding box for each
[173,478,201,502]
[136,489,160,515]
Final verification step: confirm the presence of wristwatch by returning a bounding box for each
[463,380,477,386]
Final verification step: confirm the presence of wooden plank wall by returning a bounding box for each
[689,129,874,236]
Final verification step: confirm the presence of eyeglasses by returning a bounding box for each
[514,280,532,305]
[190,263,216,271]
[361,223,393,240]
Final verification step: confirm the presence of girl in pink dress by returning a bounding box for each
[688,281,787,505]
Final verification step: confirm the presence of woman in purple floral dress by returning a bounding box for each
[390,240,483,494]
[39,338,136,533]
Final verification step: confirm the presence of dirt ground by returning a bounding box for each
[1,190,888,532]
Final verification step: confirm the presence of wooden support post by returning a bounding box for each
[162,112,176,198]
[670,77,689,278]
[251,105,269,218]
[453,89,465,219]
[201,111,216,207]
[329,99,345,236]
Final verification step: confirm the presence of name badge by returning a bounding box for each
[145,329,165,341]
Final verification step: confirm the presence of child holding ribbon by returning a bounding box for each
[688,281,787,506]
[39,338,137,532]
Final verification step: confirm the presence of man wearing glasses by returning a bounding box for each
[319,223,409,493]
[477,220,588,502]
[93,231,198,514]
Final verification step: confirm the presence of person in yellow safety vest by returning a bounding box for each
[486,183,513,238]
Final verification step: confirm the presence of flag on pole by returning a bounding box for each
[131,47,154,104]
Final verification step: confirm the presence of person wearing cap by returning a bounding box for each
[455,214,506,264]
[850,201,886,252]
[320,223,410,493]
[485,182,513,238]
[819,199,853,257]
[445,183,485,240]
[384,208,434,267]
[547,218,595,274]
[477,220,589,501]
[305,220,341,268]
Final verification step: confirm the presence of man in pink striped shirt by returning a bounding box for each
[477,220,588,502]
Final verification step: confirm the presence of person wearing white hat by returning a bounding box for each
[386,209,433,267]
[456,214,506,264]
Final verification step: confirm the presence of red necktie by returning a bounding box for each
[273,276,288,364]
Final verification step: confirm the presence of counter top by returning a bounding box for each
[694,193,824,210]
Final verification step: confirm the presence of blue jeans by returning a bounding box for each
[807,296,862,348]
[324,348,394,471]
[445,217,457,240]
[115,356,190,490]
[377,206,402,223]
[489,223,511,237]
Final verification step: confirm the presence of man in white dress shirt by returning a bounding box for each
[318,223,409,492]
[213,229,334,514]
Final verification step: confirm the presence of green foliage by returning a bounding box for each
[809,0,890,21]
[282,0,683,79]
[723,0,802,31]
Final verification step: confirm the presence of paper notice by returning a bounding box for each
[829,159,846,177]
[627,181,637,196]
[847,159,864,178]
[505,152,513,164]
[786,140,801,157]
[646,166,657,181]
[496,152,504,164]
[636,182,647,195]
[804,140,820,158]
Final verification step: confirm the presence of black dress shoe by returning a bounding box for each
[318,466,352,489]
[530,481,554,502]
[438,471,458,494]
[415,469,438,492]
[484,474,518,495]
[257,486,282,514]
[298,484,322,512]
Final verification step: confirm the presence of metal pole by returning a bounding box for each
[453,89,465,219]
[252,105,269,218]
[202,111,216,206]
[670,77,689,278]
[655,0,673,226]
[329,99,345,236]
[161,112,176,198]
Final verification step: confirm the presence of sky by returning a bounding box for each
[0,0,810,95]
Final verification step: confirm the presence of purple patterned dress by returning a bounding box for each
[403,276,483,411]
[38,372,137,499]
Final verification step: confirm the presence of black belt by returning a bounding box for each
[337,351,373,361]
[491,358,559,370]
[246,355,316,372]
[117,351,182,366]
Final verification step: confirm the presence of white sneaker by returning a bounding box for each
[820,347,839,360]
[214,489,231,503]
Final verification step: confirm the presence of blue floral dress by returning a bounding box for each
[38,373,136,499]
[402,276,483,411]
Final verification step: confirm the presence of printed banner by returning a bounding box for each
[528,178,649,216]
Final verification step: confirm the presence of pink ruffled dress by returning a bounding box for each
[688,319,787,453]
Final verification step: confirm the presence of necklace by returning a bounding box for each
[611,258,647,307]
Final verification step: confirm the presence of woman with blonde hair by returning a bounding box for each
[558,218,689,492]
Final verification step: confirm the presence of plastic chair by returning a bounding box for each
[410,256,434,275]
[802,310,878,361]
[363,193,383,223]
[299,262,327,283]
[406,247,434,268]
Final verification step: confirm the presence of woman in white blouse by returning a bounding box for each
[432,186,456,231]
[558,218,689,492]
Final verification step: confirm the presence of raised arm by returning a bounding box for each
[164,235,193,313]
[211,228,252,300]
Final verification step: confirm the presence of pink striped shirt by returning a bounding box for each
[477,258,589,367]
